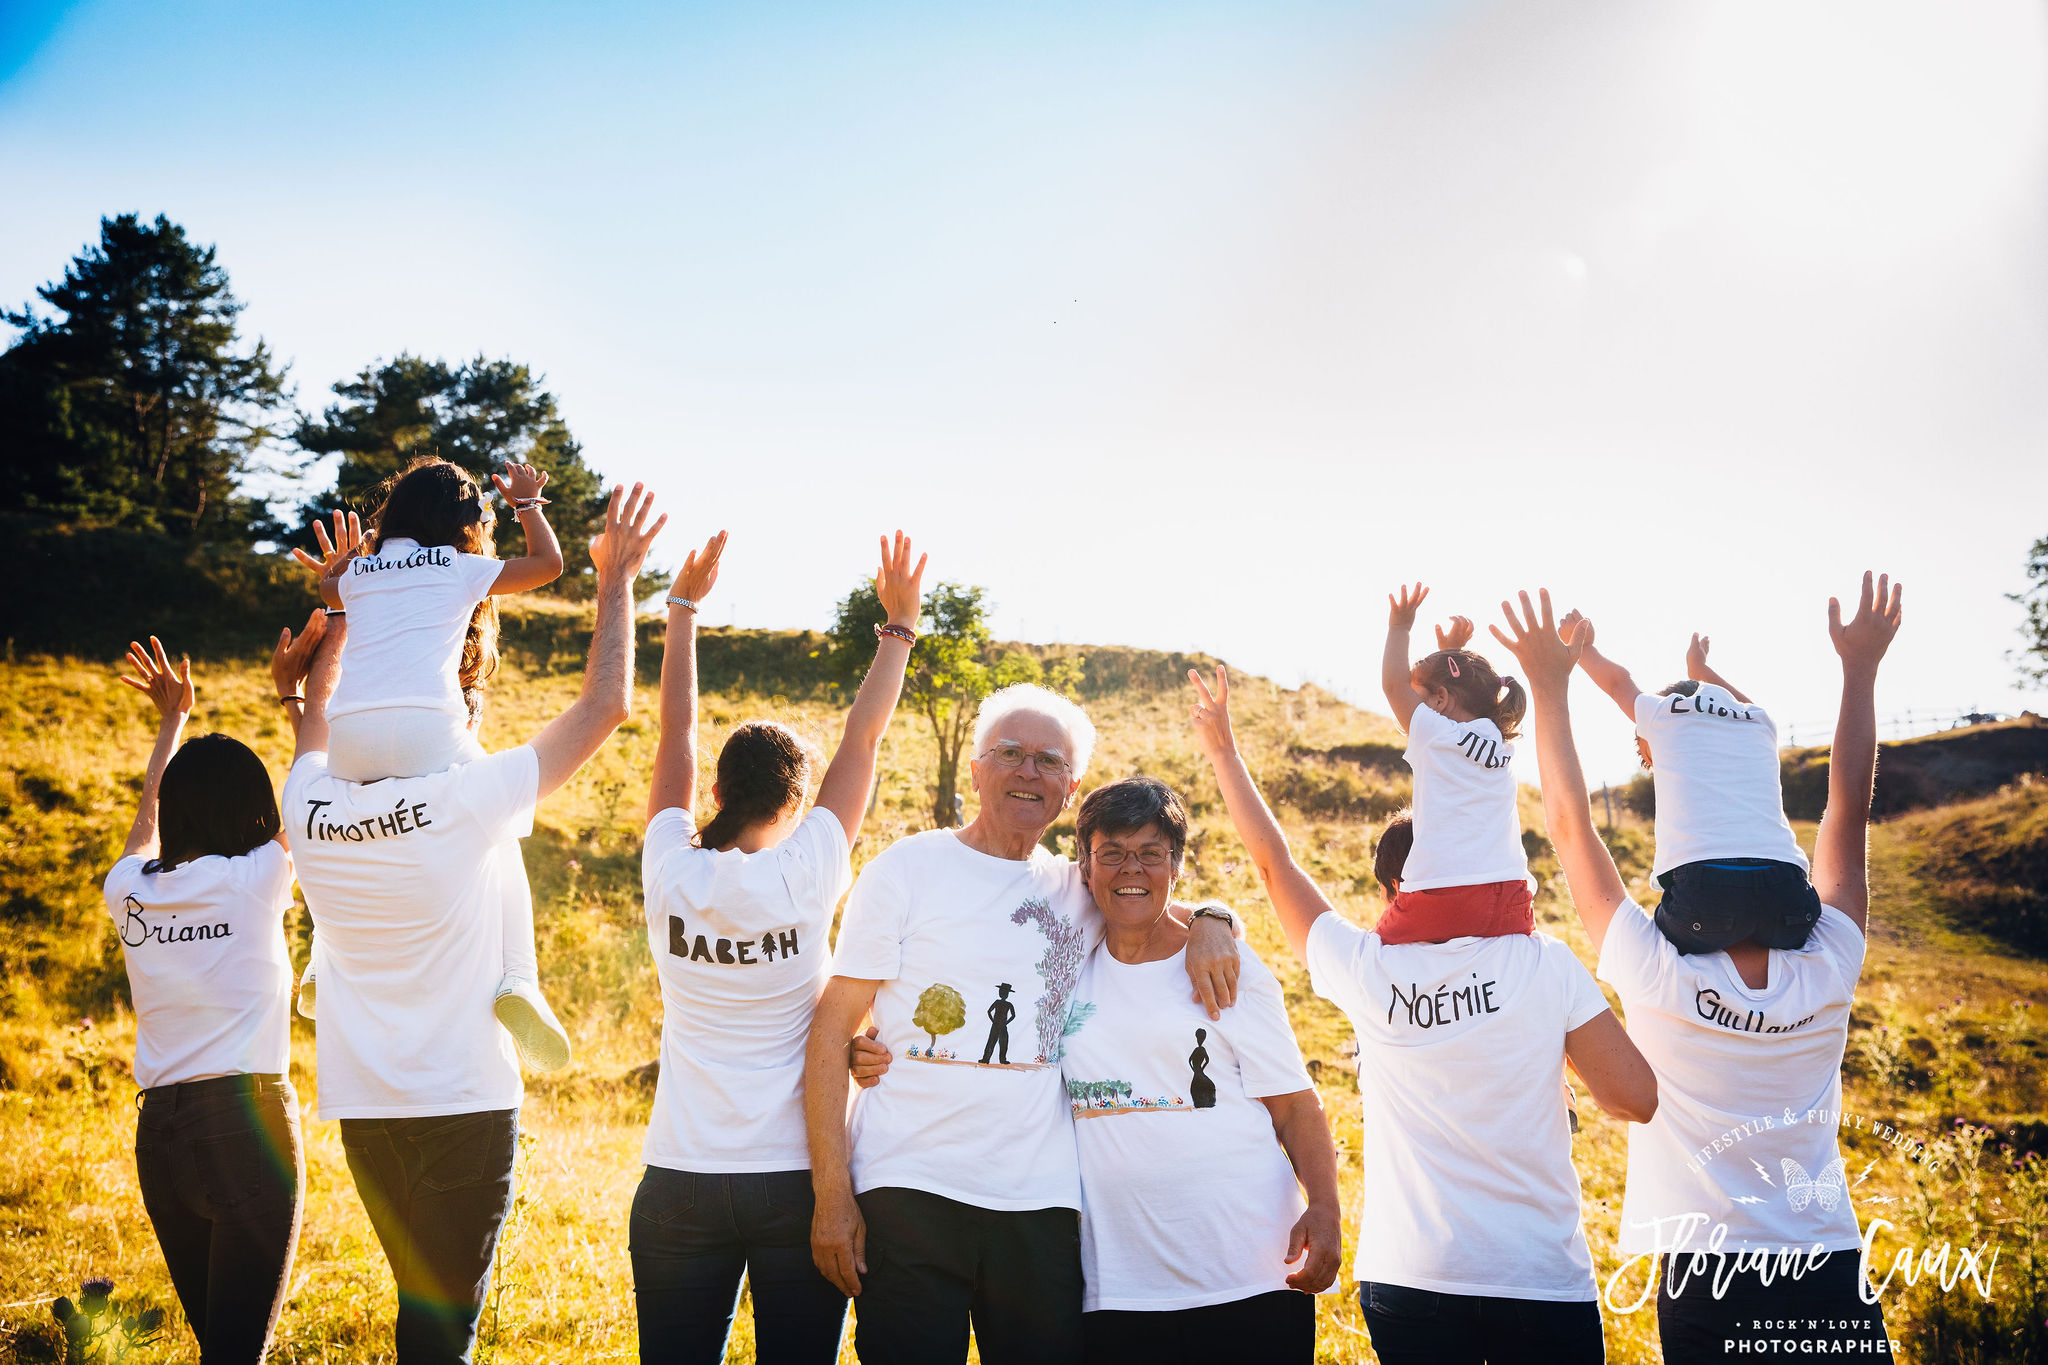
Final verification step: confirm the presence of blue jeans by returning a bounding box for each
[135,1073,304,1363]
[629,1166,848,1365]
[340,1108,520,1365]
[1359,1281,1605,1364]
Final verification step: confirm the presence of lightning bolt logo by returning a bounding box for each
[1853,1160,1879,1187]
[1752,1159,1774,1186]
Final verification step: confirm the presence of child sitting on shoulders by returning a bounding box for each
[1375,582,1535,945]
[1564,614,1821,955]
[291,455,573,1070]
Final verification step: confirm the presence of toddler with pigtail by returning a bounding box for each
[289,455,574,1071]
[1375,583,1537,945]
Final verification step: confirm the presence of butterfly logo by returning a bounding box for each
[1781,1157,1847,1212]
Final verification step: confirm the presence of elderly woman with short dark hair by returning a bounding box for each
[1061,775,1341,1362]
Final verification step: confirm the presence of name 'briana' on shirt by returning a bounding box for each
[120,894,232,946]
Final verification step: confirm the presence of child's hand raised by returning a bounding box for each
[1686,633,1711,680]
[672,530,728,607]
[1489,590,1588,691]
[1559,608,1594,650]
[1388,583,1430,631]
[494,461,550,503]
[1829,571,1903,671]
[875,531,926,628]
[1435,616,1474,651]
[1187,666,1238,763]
[291,510,364,582]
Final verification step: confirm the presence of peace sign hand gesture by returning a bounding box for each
[1488,589,1588,692]
[120,636,195,724]
[1187,665,1238,764]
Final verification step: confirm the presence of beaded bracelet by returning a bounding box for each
[512,496,550,511]
[874,622,918,646]
[667,595,700,613]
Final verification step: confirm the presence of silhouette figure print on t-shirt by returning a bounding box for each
[981,983,1016,1065]
[1188,1028,1216,1109]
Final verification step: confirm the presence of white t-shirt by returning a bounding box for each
[1597,899,1864,1255]
[283,747,538,1118]
[1401,703,1529,891]
[1062,942,1317,1311]
[103,843,296,1090]
[830,830,1103,1212]
[640,805,854,1173]
[1307,914,1610,1299]
[328,537,504,721]
[1636,686,1807,877]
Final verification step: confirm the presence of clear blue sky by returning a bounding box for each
[7,0,2048,782]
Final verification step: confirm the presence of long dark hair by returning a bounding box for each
[1413,649,1526,741]
[697,722,814,852]
[149,734,281,872]
[369,457,500,691]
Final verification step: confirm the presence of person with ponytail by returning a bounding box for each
[1374,582,1535,945]
[291,456,573,1072]
[633,530,926,1364]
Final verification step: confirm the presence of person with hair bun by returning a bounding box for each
[1375,582,1535,946]
[100,618,329,1362]
[631,530,926,1364]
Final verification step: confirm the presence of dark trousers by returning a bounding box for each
[1360,1281,1605,1364]
[135,1073,304,1363]
[853,1186,1083,1365]
[1084,1288,1315,1363]
[1657,1253,1892,1363]
[628,1166,848,1365]
[340,1108,520,1365]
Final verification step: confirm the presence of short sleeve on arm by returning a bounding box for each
[1304,912,1379,1022]
[1403,701,1447,757]
[1230,952,1317,1098]
[642,807,697,899]
[460,552,506,599]
[1633,692,1658,733]
[1809,904,1869,996]
[103,854,149,910]
[456,746,540,844]
[1549,938,1612,1032]
[239,840,296,910]
[779,808,853,913]
[1595,897,1670,1002]
[828,852,908,982]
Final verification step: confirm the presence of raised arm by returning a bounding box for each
[117,638,195,860]
[488,461,566,595]
[1381,583,1429,729]
[292,610,348,764]
[290,509,364,611]
[1188,666,1335,966]
[1810,572,1903,933]
[814,533,926,842]
[645,529,729,821]
[531,484,667,799]
[1685,633,1752,705]
[1491,592,1628,950]
[807,974,883,1297]
[1573,629,1644,722]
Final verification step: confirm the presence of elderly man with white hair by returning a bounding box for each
[805,683,1242,1363]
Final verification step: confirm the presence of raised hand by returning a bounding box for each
[493,460,550,503]
[290,509,365,582]
[672,530,728,606]
[1828,571,1903,671]
[875,531,927,628]
[1435,615,1474,651]
[1686,632,1711,680]
[270,609,329,697]
[1388,582,1430,631]
[1187,666,1238,763]
[588,484,668,585]
[1488,589,1588,691]
[120,637,195,723]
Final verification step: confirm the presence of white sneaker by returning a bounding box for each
[296,968,317,1021]
[494,975,572,1073]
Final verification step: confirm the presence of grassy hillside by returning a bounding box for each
[2,622,2045,1363]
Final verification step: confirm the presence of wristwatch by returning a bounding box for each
[1188,903,1236,931]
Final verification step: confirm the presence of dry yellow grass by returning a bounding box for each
[2,637,2044,1362]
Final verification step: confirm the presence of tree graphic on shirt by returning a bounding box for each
[1010,897,1085,1063]
[912,983,967,1051]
